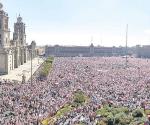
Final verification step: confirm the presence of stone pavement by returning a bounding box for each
[0,57,44,82]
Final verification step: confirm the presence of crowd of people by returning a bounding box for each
[0,57,150,124]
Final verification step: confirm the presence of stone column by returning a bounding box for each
[18,48,21,66]
[22,48,24,65]
[5,51,9,74]
[12,52,14,70]
[24,48,27,63]
[15,49,19,68]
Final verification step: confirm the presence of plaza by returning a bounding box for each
[0,57,44,82]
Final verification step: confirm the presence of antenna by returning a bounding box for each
[125,24,128,68]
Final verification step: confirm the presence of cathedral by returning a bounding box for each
[0,3,37,75]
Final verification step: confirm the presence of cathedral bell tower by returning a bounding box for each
[13,14,26,46]
[0,3,10,48]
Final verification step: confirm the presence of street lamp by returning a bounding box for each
[30,49,33,85]
[125,24,128,68]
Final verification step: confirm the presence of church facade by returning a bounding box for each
[0,3,36,75]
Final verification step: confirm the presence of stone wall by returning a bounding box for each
[0,52,7,74]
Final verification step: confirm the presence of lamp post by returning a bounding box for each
[30,49,33,85]
[125,24,128,68]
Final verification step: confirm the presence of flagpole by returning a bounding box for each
[125,24,128,68]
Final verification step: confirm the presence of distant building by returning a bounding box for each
[0,3,37,74]
[45,44,126,57]
[135,45,150,58]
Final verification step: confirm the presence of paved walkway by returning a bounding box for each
[0,57,44,82]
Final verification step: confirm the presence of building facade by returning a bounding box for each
[46,43,150,58]
[135,45,150,58]
[45,44,127,57]
[0,3,36,75]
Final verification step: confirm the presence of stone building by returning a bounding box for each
[0,3,36,75]
[46,43,150,58]
[135,45,150,58]
[45,44,126,57]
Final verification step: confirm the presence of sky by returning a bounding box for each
[2,0,150,47]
